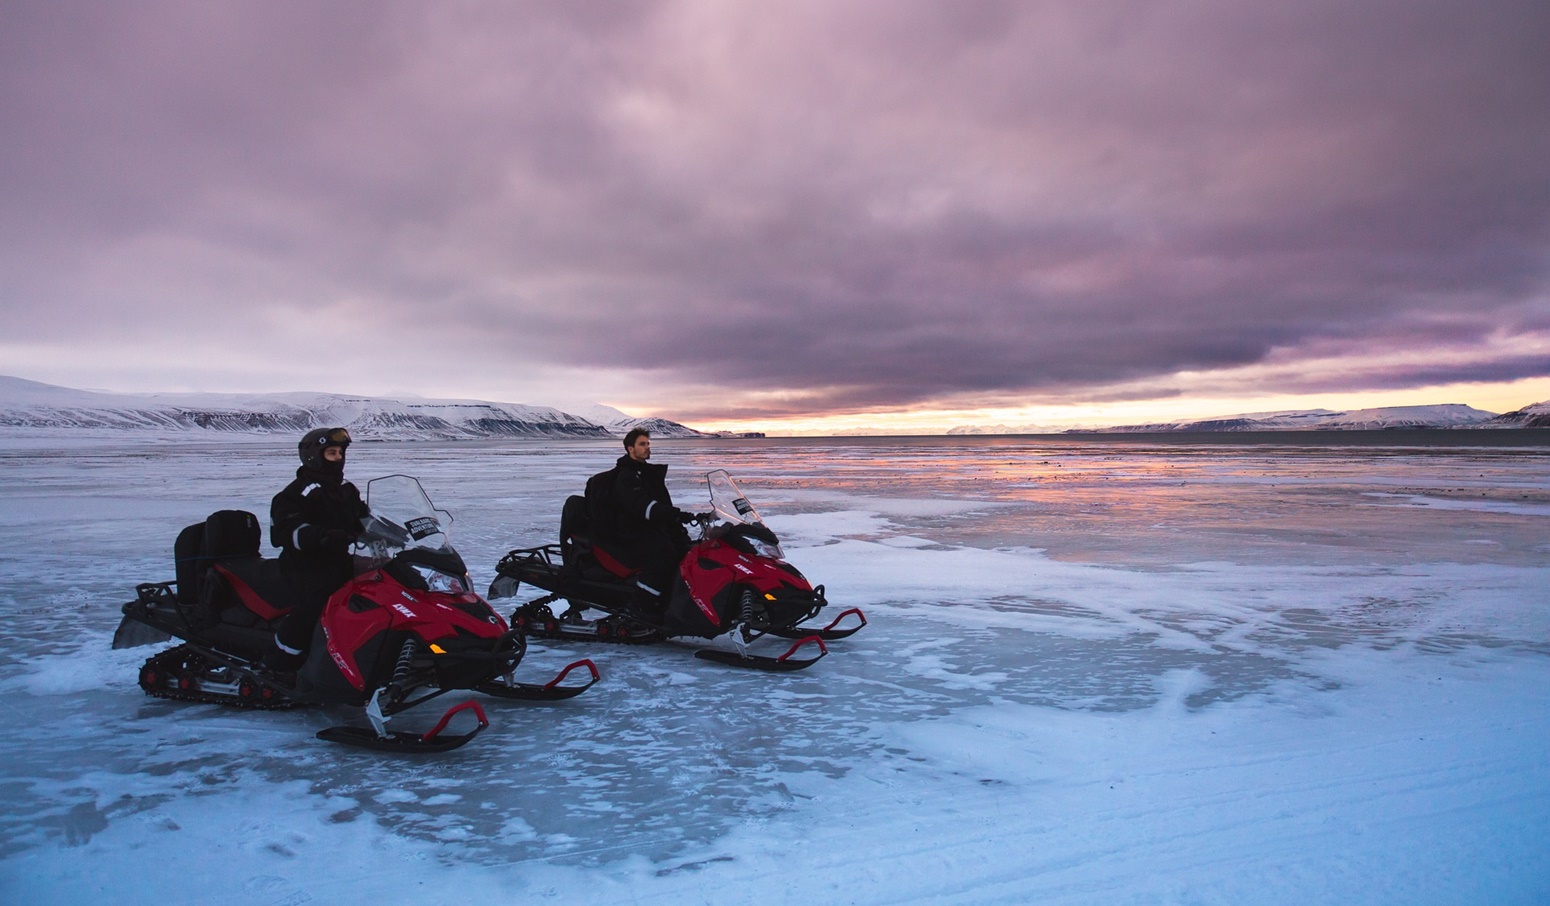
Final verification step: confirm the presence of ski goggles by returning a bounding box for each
[315,427,352,447]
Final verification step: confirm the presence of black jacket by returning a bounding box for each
[270,467,369,573]
[605,454,686,534]
[588,454,690,551]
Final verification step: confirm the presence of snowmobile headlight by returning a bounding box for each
[410,563,469,594]
[746,536,785,561]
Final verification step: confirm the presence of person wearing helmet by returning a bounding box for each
[262,427,369,672]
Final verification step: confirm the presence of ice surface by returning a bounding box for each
[0,434,1547,904]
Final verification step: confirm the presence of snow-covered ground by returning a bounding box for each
[1,434,1547,904]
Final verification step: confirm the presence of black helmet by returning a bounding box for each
[298,426,351,468]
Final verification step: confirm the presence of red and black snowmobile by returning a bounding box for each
[489,470,865,671]
[113,474,598,753]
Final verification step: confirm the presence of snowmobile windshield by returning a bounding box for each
[361,474,455,556]
[705,471,785,560]
[706,470,764,526]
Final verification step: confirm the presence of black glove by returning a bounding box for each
[320,528,356,549]
[678,510,698,524]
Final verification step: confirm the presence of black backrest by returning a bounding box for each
[203,510,261,559]
[171,510,261,628]
[173,522,205,610]
[559,494,592,567]
[583,468,616,535]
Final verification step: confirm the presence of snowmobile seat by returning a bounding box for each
[169,510,291,644]
[200,510,291,627]
[563,491,638,581]
[207,556,293,625]
[586,540,641,581]
[171,510,259,622]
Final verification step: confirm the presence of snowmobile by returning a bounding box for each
[113,474,598,753]
[488,469,865,671]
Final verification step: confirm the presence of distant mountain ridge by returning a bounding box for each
[1486,401,1550,428]
[0,375,705,440]
[6,376,1541,438]
[949,402,1547,435]
[1089,404,1505,433]
[550,402,713,438]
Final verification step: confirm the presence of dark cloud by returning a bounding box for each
[2,1,1546,417]
[1315,355,1550,393]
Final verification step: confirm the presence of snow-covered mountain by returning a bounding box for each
[947,403,1528,435]
[554,402,708,438]
[1484,401,1550,428]
[0,375,703,440]
[946,423,1066,436]
[1083,404,1504,433]
[1090,404,1501,433]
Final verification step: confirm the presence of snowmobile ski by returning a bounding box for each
[693,634,828,671]
[317,700,490,754]
[474,658,601,701]
[762,606,867,641]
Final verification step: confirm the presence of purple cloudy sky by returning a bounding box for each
[2,0,1547,427]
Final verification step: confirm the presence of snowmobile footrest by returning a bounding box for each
[475,659,600,701]
[695,635,828,671]
[766,607,868,641]
[316,700,490,753]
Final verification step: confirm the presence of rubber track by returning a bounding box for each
[137,643,298,711]
[513,603,665,646]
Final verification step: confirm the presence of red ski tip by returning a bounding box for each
[544,658,602,691]
[822,608,867,632]
[777,635,828,662]
[421,700,489,743]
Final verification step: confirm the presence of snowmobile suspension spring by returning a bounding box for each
[738,588,755,643]
[391,638,419,687]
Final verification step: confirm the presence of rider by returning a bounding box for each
[590,428,698,612]
[262,427,369,671]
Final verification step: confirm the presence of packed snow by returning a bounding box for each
[0,434,1547,904]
